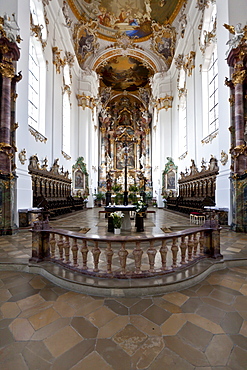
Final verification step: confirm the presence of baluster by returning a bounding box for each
[72,238,78,267]
[147,240,157,272]
[193,233,199,257]
[171,237,178,268]
[92,241,101,272]
[64,236,71,263]
[199,231,205,255]
[180,236,187,265]
[187,234,194,261]
[105,241,114,274]
[57,235,64,260]
[50,233,56,259]
[81,240,89,269]
[133,241,143,274]
[118,241,128,275]
[160,240,168,270]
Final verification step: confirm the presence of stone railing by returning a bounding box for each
[30,220,222,278]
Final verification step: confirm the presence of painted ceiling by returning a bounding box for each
[67,0,186,109]
[68,0,183,41]
[97,56,151,91]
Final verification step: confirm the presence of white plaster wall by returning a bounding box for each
[215,0,232,223]
[152,0,237,224]
[15,0,33,213]
[228,0,247,26]
[12,0,99,225]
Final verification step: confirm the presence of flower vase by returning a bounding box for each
[114,228,121,235]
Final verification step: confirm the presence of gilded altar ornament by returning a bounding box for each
[178,151,188,160]
[220,150,228,166]
[156,95,173,111]
[230,144,247,158]
[12,122,19,131]
[196,0,210,11]
[232,70,246,86]
[0,142,14,159]
[18,149,27,165]
[62,150,71,160]
[76,93,92,110]
[64,51,74,68]
[229,95,235,106]
[200,19,217,55]
[184,51,196,77]
[0,62,15,78]
[30,14,46,49]
[175,54,184,70]
[224,77,233,88]
[201,129,218,144]
[178,87,187,99]
[28,125,47,143]
[0,44,9,55]
[52,47,65,74]
[113,33,134,50]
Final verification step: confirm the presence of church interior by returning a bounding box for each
[0,0,247,368]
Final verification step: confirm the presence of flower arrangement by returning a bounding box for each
[135,200,147,214]
[110,211,124,229]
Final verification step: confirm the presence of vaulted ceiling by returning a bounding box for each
[66,0,186,111]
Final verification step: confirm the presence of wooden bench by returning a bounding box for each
[146,210,156,221]
[99,210,111,218]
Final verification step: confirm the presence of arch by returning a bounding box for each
[92,49,158,74]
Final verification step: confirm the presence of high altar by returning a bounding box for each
[98,96,152,195]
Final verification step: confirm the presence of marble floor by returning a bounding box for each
[0,208,247,369]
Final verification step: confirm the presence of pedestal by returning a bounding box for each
[121,211,132,231]
[231,174,247,232]
[0,174,17,235]
[106,192,112,206]
[136,214,144,232]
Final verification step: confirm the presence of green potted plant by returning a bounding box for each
[128,184,139,204]
[129,184,138,192]
[95,192,105,207]
[112,184,122,193]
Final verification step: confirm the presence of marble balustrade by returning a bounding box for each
[30,222,221,278]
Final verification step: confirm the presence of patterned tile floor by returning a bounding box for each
[0,208,247,369]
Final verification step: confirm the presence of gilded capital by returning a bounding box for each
[0,142,14,159]
[232,69,246,85]
[0,62,15,78]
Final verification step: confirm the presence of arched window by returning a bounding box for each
[208,48,218,133]
[200,2,218,138]
[62,64,71,156]
[28,0,46,134]
[179,94,187,155]
[178,68,187,155]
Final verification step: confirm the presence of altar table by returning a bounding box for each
[105,205,136,231]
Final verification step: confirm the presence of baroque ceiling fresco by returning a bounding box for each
[68,0,183,41]
[67,0,186,112]
[97,56,151,91]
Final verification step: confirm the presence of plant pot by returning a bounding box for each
[114,228,121,235]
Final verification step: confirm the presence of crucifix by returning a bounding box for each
[123,141,128,205]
